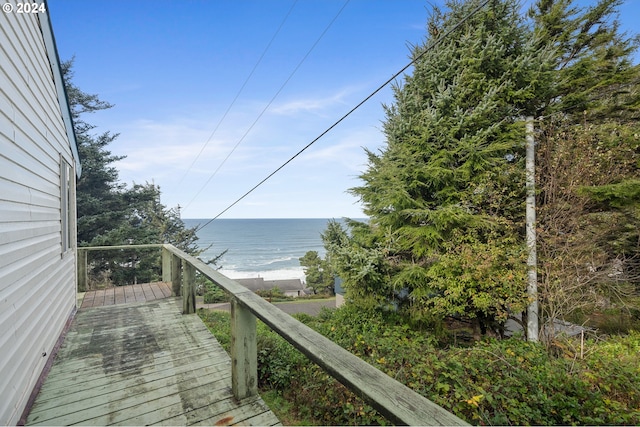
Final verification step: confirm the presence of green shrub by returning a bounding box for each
[198,307,640,425]
[256,323,307,389]
[203,282,228,303]
[197,309,231,352]
[197,278,230,304]
[281,308,640,425]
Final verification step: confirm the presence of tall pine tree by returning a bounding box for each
[331,0,639,337]
[345,0,554,335]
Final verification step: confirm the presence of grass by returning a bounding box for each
[260,390,316,426]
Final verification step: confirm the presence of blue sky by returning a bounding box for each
[48,0,639,219]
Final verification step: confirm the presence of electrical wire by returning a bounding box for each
[183,0,350,213]
[176,0,299,188]
[196,0,491,232]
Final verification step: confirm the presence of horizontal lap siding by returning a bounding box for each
[0,5,77,426]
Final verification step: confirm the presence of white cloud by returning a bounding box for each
[110,117,249,177]
[269,87,357,116]
[298,126,384,170]
[95,90,386,219]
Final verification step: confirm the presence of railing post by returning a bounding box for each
[77,248,87,292]
[230,298,257,399]
[161,246,171,283]
[171,254,182,296]
[182,262,196,314]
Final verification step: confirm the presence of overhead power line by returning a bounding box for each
[197,0,491,232]
[183,0,350,212]
[176,0,299,188]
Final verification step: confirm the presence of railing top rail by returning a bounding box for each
[160,244,468,426]
[79,244,165,251]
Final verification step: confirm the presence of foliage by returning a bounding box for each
[529,0,640,326]
[198,309,231,352]
[536,119,640,324]
[256,324,307,390]
[198,306,640,425]
[568,303,640,335]
[62,59,123,246]
[529,0,640,122]
[254,287,295,302]
[338,0,556,334]
[421,230,528,336]
[201,279,229,304]
[324,0,640,338]
[299,251,334,294]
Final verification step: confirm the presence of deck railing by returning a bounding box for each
[77,244,468,426]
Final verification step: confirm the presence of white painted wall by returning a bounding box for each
[0,3,79,424]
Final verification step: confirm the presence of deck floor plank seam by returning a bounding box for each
[140,282,153,300]
[104,288,115,306]
[36,348,229,394]
[148,282,164,300]
[159,282,173,298]
[133,285,145,302]
[189,396,276,427]
[88,376,239,426]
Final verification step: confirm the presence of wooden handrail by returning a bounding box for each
[78,244,468,426]
[79,244,165,251]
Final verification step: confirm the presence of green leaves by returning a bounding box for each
[342,0,544,331]
[299,251,334,294]
[578,179,640,208]
[199,306,640,426]
[337,0,639,337]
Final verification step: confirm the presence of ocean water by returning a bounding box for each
[182,218,339,282]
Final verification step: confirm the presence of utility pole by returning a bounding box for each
[526,116,539,342]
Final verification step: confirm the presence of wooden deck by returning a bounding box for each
[26,297,280,426]
[80,282,173,308]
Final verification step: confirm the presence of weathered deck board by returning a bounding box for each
[26,298,280,426]
[80,282,172,309]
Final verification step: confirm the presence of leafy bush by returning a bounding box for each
[202,281,228,303]
[198,306,640,425]
[256,323,307,390]
[255,287,296,302]
[197,309,231,352]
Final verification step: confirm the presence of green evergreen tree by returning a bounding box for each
[530,0,640,122]
[299,251,334,294]
[344,0,554,334]
[332,0,639,336]
[61,59,127,245]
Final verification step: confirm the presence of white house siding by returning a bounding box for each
[0,4,79,425]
